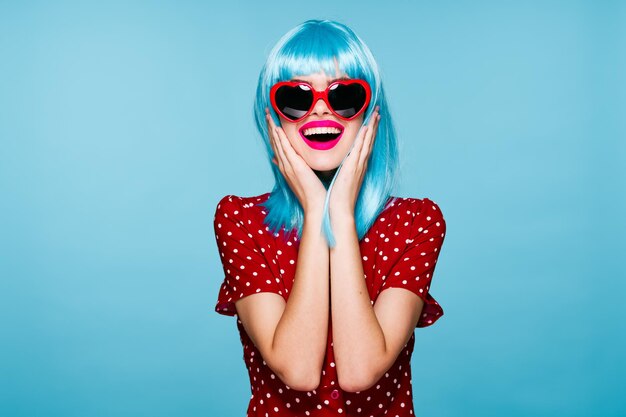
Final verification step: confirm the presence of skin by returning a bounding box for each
[234,69,425,393]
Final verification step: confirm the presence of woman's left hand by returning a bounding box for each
[328,108,380,220]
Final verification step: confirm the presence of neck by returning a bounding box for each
[315,168,337,185]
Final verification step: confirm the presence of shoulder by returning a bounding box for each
[215,193,271,214]
[382,196,444,218]
[379,196,446,235]
[214,193,272,227]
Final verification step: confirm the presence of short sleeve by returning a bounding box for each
[381,198,446,328]
[213,195,282,317]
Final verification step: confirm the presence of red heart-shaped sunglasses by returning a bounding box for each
[270,79,371,123]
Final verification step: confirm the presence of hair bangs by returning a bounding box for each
[273,27,365,83]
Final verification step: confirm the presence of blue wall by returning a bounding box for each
[1,1,624,416]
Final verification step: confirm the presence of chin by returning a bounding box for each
[305,157,341,173]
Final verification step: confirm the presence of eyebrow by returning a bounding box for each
[290,77,351,83]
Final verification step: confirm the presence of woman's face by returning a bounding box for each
[276,69,365,181]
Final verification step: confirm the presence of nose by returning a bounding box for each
[310,97,332,117]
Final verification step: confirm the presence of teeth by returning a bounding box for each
[303,127,342,136]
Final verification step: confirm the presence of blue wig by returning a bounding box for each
[254,19,399,248]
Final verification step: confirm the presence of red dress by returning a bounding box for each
[214,193,446,417]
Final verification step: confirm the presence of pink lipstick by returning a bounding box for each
[298,120,345,150]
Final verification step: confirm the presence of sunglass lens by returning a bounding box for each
[328,83,368,118]
[274,85,313,120]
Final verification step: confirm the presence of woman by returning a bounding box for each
[214,19,446,417]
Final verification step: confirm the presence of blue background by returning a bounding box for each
[1,1,624,416]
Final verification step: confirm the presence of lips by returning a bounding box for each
[298,120,344,150]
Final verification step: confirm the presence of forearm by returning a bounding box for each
[272,208,329,388]
[329,212,386,391]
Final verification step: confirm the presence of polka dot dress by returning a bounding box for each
[214,193,446,417]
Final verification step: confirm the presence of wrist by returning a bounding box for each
[330,208,356,225]
[302,195,326,216]
[303,206,325,223]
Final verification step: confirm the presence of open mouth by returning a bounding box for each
[301,126,343,142]
[298,120,345,150]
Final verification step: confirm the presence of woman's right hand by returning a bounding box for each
[266,109,327,215]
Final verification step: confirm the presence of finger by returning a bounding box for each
[267,115,288,172]
[370,112,380,148]
[359,112,379,168]
[356,122,371,166]
[266,113,293,173]
[355,121,370,155]
[354,113,378,184]
[273,126,293,173]
[355,110,377,161]
[266,108,277,129]
[343,124,367,171]
[266,115,281,166]
[369,112,380,154]
[274,125,301,169]
[266,110,283,149]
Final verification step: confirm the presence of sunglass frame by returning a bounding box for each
[269,79,372,123]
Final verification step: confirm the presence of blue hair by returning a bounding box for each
[254,20,399,248]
